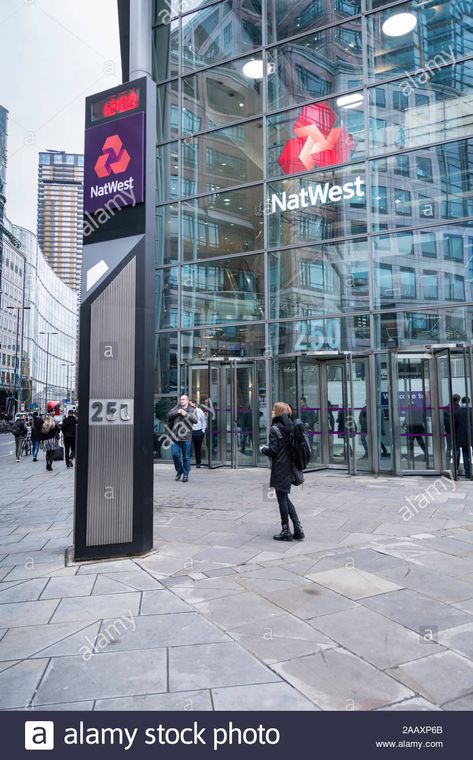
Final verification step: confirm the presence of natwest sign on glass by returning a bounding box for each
[83,111,145,214]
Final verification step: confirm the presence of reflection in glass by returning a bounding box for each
[369,61,473,155]
[156,142,179,204]
[267,98,364,178]
[270,315,370,355]
[182,253,265,326]
[154,331,178,394]
[157,80,179,143]
[367,0,472,82]
[182,56,263,135]
[153,20,179,81]
[155,268,179,329]
[182,323,266,360]
[268,239,369,319]
[268,21,363,112]
[267,0,361,43]
[182,1,263,74]
[156,204,179,266]
[182,184,264,259]
[182,120,263,194]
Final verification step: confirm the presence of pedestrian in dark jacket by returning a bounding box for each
[167,394,198,482]
[31,412,43,461]
[61,410,77,468]
[41,414,58,471]
[12,415,27,462]
[455,396,473,477]
[261,401,304,542]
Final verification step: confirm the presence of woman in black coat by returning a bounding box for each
[261,401,304,542]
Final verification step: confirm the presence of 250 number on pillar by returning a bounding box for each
[88,399,134,425]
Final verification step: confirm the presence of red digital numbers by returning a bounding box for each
[101,90,139,118]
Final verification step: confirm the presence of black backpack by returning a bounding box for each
[291,418,312,471]
[12,421,25,436]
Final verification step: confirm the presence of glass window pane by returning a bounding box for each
[153,21,180,81]
[154,331,178,394]
[267,0,361,43]
[182,184,264,260]
[371,139,473,232]
[182,1,263,74]
[270,315,370,354]
[268,162,367,247]
[156,203,179,266]
[367,0,473,82]
[369,61,473,155]
[157,80,179,143]
[268,21,362,112]
[155,267,179,329]
[267,97,364,179]
[182,253,264,326]
[182,119,263,194]
[156,142,179,203]
[268,239,369,319]
[182,55,263,135]
[182,323,266,359]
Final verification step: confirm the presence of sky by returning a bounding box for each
[0,0,121,232]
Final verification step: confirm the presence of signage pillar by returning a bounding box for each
[74,77,155,561]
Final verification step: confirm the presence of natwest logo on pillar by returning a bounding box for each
[84,111,145,214]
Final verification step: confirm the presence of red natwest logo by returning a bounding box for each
[278,102,356,175]
[94,134,131,179]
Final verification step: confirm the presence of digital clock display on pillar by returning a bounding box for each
[90,88,140,122]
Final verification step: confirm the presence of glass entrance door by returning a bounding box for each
[189,359,267,468]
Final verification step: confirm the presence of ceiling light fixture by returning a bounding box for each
[382,12,417,37]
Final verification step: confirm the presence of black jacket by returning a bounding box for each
[167,405,198,441]
[31,416,44,442]
[454,405,473,447]
[41,422,58,442]
[62,415,77,439]
[261,414,294,493]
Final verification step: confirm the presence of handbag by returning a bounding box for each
[53,445,64,461]
[291,463,304,486]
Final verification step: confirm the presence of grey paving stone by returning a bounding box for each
[230,613,336,664]
[263,583,357,620]
[21,701,94,711]
[0,621,100,660]
[169,642,280,691]
[140,590,193,615]
[0,578,49,602]
[34,649,167,704]
[76,559,140,575]
[362,588,473,634]
[97,571,164,591]
[305,567,403,600]
[388,651,473,706]
[40,576,96,599]
[0,599,58,627]
[273,648,414,711]
[437,622,473,660]
[194,591,282,630]
[380,564,473,604]
[442,692,473,710]
[212,682,318,711]
[311,605,441,669]
[0,659,49,709]
[50,592,141,623]
[98,611,226,651]
[94,690,213,711]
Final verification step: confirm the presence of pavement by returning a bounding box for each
[2,440,473,711]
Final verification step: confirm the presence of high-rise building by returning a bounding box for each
[118,0,473,477]
[37,150,84,292]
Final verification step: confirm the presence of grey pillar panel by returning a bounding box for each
[89,258,136,398]
[86,425,134,546]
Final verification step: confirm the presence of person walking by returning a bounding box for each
[167,394,198,482]
[455,395,473,478]
[41,414,58,471]
[260,401,304,542]
[61,409,77,468]
[31,412,43,462]
[189,400,206,468]
[12,414,27,462]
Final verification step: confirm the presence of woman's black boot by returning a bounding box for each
[293,522,305,540]
[273,525,293,541]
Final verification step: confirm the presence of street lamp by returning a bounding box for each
[39,331,58,414]
[61,361,73,403]
[7,305,31,414]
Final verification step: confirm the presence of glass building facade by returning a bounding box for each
[122,0,473,475]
